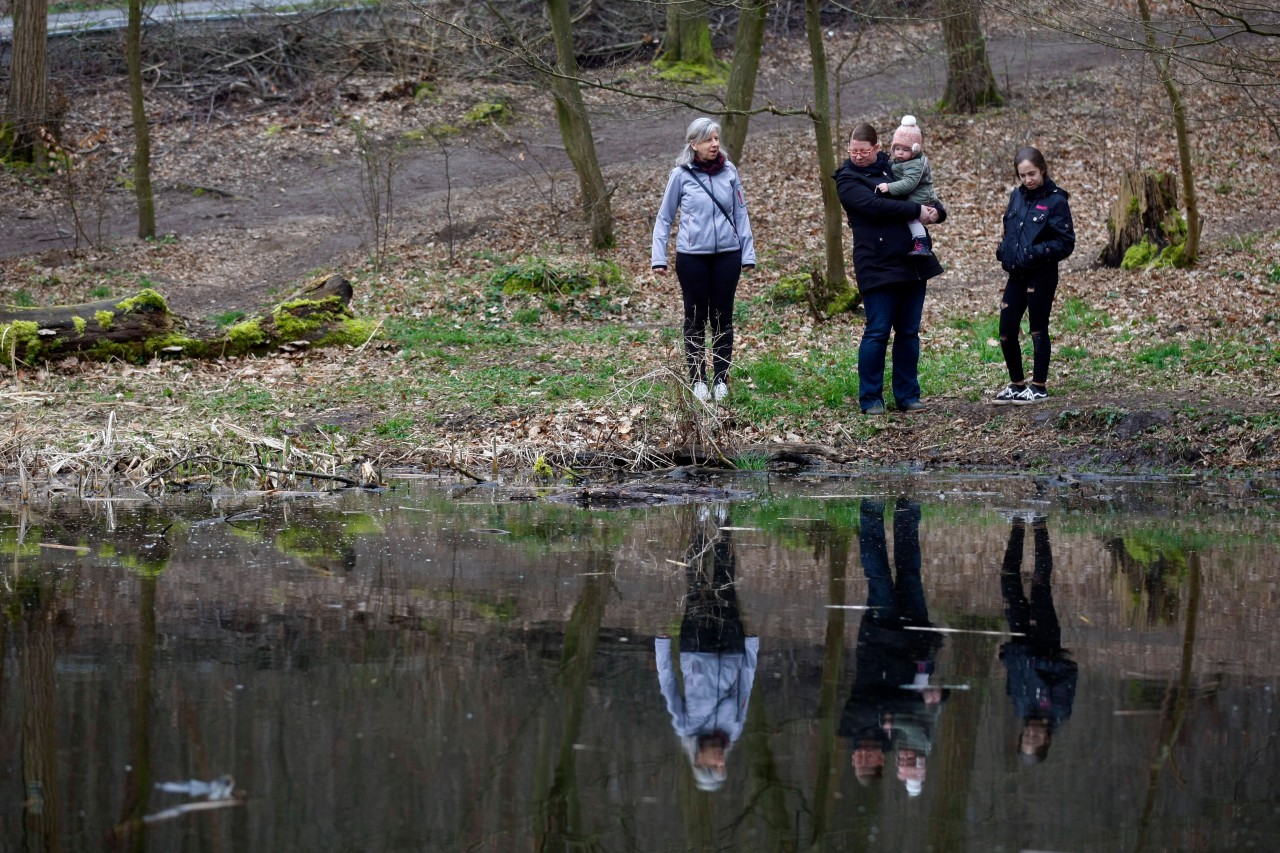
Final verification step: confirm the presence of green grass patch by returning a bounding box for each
[767,273,811,306]
[374,415,415,439]
[1132,337,1279,375]
[1136,342,1184,369]
[732,451,769,471]
[489,256,624,297]
[729,350,860,420]
[197,388,277,415]
[375,319,652,408]
[1056,297,1112,334]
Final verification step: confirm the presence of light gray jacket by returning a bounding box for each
[650,161,756,269]
[655,636,760,742]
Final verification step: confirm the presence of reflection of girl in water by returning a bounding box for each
[999,514,1077,765]
[655,507,759,792]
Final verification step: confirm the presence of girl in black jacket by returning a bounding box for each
[992,147,1075,404]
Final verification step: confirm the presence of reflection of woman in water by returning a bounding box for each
[999,514,1078,764]
[840,498,946,797]
[655,506,759,792]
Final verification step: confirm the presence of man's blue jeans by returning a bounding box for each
[858,282,926,411]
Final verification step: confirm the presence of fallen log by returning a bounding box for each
[0,274,372,364]
[624,441,851,470]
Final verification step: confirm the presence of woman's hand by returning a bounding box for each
[653,266,668,276]
[919,205,939,225]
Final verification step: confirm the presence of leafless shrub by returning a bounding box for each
[39,126,116,250]
[350,119,401,272]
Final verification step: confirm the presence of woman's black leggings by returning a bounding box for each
[999,273,1058,385]
[676,250,741,384]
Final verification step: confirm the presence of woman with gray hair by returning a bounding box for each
[651,117,756,403]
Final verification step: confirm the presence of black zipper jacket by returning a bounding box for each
[995,177,1075,277]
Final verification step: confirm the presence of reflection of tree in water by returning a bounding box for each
[6,565,73,853]
[1105,535,1188,627]
[534,553,609,852]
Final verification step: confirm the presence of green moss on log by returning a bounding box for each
[1,320,40,346]
[271,296,375,347]
[115,289,168,314]
[95,310,114,330]
[80,333,205,363]
[324,317,377,347]
[272,299,333,340]
[226,318,268,354]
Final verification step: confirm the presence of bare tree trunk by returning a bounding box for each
[5,0,51,165]
[662,0,715,66]
[804,0,847,290]
[720,0,771,164]
[545,0,615,249]
[126,0,157,239]
[1137,0,1201,265]
[940,0,1001,113]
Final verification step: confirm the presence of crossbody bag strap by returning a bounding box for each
[685,166,738,239]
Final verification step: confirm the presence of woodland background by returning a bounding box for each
[0,0,1277,491]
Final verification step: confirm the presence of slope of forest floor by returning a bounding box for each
[1,19,1278,493]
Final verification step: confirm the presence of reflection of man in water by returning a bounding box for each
[999,514,1078,765]
[655,506,759,793]
[839,498,945,797]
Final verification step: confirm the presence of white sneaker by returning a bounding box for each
[999,509,1047,524]
[992,383,1026,405]
[1013,384,1049,404]
[692,381,710,402]
[713,381,729,402]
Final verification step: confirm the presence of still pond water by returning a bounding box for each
[1,473,1278,852]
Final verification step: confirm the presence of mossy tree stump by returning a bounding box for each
[1,273,371,364]
[1099,169,1181,268]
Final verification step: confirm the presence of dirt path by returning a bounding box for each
[0,31,1122,317]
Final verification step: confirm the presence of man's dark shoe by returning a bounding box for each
[898,400,927,412]
[862,402,886,415]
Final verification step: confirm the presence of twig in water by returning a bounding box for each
[140,454,361,489]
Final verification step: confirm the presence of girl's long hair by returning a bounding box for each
[1014,146,1050,180]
